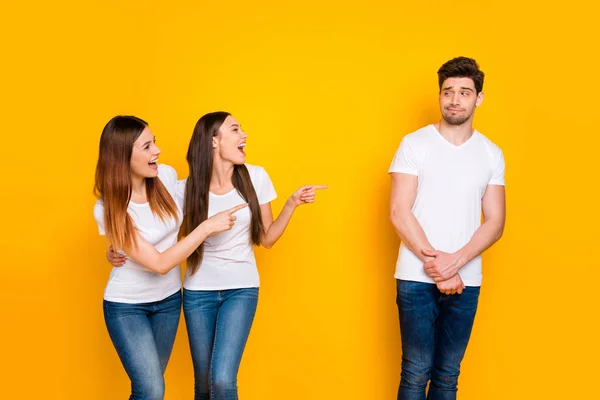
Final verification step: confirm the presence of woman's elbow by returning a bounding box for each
[149,266,168,275]
[260,232,274,249]
[148,262,172,275]
[495,224,505,241]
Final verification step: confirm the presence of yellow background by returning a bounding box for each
[1,1,598,399]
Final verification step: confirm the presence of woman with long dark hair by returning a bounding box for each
[94,115,246,400]
[179,112,326,400]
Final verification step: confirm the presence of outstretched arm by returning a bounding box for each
[260,185,327,249]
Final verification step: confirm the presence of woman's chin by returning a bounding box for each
[233,154,246,165]
[217,152,246,165]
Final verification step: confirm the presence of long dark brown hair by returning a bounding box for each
[180,112,264,274]
[94,116,179,252]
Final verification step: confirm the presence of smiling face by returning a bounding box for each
[130,126,161,180]
[439,77,484,126]
[212,115,247,165]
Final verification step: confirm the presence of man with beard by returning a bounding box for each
[388,57,506,400]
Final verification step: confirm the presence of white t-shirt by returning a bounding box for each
[93,164,183,303]
[388,124,505,287]
[177,164,277,290]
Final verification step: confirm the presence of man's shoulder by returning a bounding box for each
[475,131,503,156]
[401,125,434,146]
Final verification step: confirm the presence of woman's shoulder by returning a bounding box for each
[244,163,268,179]
[157,164,178,185]
[92,198,105,232]
[93,198,104,213]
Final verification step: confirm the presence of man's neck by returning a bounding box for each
[435,120,475,146]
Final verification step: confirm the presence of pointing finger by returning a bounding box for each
[226,203,248,214]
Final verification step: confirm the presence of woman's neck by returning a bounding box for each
[130,175,147,202]
[211,159,235,193]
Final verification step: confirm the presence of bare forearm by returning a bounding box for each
[131,223,212,275]
[391,210,434,263]
[156,224,211,272]
[262,200,296,249]
[455,219,504,268]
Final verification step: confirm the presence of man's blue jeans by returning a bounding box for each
[396,280,480,400]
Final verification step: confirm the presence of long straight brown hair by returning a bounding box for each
[180,112,264,274]
[94,116,179,252]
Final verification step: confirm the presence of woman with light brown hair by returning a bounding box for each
[93,115,245,400]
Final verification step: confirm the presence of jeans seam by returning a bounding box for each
[209,293,221,396]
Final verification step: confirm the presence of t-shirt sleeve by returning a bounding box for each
[489,149,506,186]
[175,179,187,209]
[388,137,419,175]
[157,164,178,193]
[93,200,106,235]
[255,166,277,204]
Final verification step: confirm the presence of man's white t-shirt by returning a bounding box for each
[93,164,183,303]
[177,164,277,290]
[388,124,505,287]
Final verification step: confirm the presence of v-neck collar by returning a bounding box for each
[430,124,478,149]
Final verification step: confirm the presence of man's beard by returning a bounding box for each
[442,108,473,126]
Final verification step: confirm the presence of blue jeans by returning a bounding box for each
[103,290,182,400]
[183,288,258,400]
[396,280,480,400]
